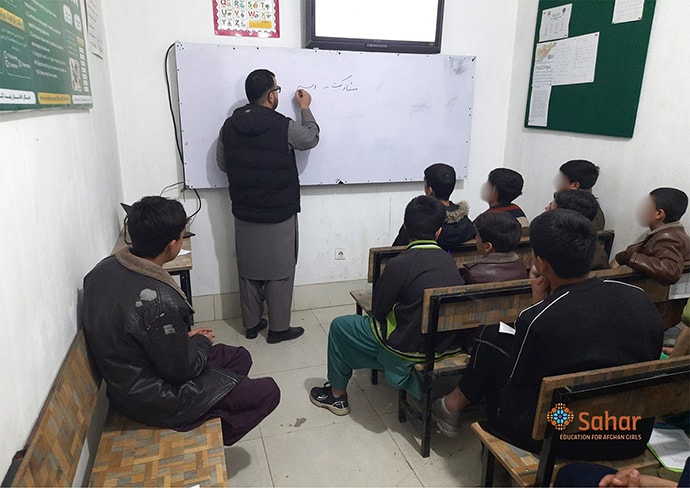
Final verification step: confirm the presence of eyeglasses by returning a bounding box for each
[270,86,281,94]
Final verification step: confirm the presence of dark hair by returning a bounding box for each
[404,195,446,241]
[488,168,524,204]
[474,212,522,253]
[245,69,276,104]
[553,190,599,221]
[559,160,600,190]
[529,209,596,278]
[424,163,456,201]
[127,196,187,258]
[650,187,688,223]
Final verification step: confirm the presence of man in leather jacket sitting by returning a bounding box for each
[83,196,280,445]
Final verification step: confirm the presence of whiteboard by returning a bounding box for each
[174,43,475,188]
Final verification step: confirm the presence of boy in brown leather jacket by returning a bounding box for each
[614,188,690,328]
[459,212,528,284]
[614,187,690,285]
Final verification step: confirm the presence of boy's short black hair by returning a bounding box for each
[245,69,276,104]
[530,209,596,279]
[404,195,446,241]
[559,160,600,189]
[554,190,600,221]
[127,196,188,258]
[474,212,522,253]
[424,163,456,201]
[650,187,688,223]
[488,168,524,204]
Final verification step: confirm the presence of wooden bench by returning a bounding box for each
[471,355,690,487]
[350,230,616,317]
[397,263,690,458]
[7,331,228,487]
[349,231,616,345]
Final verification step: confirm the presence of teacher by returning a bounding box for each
[217,69,320,344]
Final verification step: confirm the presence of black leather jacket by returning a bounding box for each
[82,249,239,428]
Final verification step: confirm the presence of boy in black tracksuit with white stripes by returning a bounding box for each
[432,210,663,461]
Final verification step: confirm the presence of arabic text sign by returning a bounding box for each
[0,0,92,111]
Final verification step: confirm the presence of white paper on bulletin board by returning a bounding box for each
[533,32,600,87]
[612,0,645,24]
[539,3,572,42]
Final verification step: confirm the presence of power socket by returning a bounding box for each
[335,248,346,260]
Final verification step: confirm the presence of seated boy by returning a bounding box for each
[83,196,280,446]
[310,196,465,415]
[614,187,690,285]
[459,212,528,284]
[556,159,605,230]
[431,210,662,461]
[393,163,475,250]
[547,189,609,270]
[480,168,529,228]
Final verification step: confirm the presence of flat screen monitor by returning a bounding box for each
[304,0,445,54]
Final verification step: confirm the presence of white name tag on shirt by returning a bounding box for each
[498,321,516,335]
[668,273,690,300]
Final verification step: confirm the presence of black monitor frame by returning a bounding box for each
[304,0,445,54]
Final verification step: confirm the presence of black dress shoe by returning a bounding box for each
[245,319,268,339]
[266,326,305,344]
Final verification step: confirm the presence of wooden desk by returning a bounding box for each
[112,231,194,309]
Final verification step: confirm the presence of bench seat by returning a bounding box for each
[90,410,227,487]
[471,422,659,487]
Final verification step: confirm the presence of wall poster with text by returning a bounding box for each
[213,0,280,38]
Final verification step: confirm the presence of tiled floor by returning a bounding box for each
[201,305,485,487]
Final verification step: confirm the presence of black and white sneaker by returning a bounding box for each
[309,383,350,416]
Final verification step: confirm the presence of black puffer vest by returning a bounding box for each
[222,104,300,223]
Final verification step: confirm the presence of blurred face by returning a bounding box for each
[555,173,577,191]
[480,181,495,203]
[636,195,662,227]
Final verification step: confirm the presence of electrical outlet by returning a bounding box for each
[335,248,346,260]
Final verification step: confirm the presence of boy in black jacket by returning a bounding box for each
[432,210,662,461]
[393,163,475,250]
[310,196,465,416]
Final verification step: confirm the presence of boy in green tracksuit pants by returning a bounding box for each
[309,195,466,416]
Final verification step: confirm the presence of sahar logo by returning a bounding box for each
[546,402,575,431]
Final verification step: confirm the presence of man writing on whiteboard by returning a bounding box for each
[217,69,320,343]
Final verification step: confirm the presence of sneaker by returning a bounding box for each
[245,319,268,339]
[267,326,305,344]
[309,383,350,416]
[432,396,462,438]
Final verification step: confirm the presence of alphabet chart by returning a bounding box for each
[213,0,280,38]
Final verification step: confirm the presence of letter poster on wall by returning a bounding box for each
[0,0,92,112]
[213,0,280,38]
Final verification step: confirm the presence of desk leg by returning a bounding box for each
[180,271,194,325]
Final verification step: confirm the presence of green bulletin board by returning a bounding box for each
[525,0,656,137]
[0,0,92,111]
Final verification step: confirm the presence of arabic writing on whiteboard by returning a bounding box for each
[298,75,359,92]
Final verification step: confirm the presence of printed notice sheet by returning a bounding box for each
[539,4,572,42]
[528,85,552,127]
[612,0,645,24]
[533,32,600,87]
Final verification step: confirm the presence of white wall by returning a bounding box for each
[0,2,123,477]
[505,0,690,254]
[102,0,519,299]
